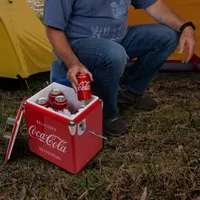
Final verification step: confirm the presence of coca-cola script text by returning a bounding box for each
[28,125,67,153]
[77,81,90,91]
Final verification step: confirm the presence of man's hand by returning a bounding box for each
[145,0,196,63]
[179,27,196,63]
[67,62,93,92]
[45,27,93,91]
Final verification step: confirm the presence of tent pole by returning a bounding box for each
[25,79,30,90]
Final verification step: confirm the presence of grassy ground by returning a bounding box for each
[0,72,200,200]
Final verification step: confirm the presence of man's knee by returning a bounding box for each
[95,41,128,76]
[157,24,179,50]
[164,26,179,48]
[106,44,128,75]
[71,38,128,76]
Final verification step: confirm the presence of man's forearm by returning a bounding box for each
[145,0,185,32]
[46,26,80,68]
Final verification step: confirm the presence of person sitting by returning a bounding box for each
[43,0,196,136]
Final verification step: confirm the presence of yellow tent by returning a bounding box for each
[0,0,55,79]
[128,0,200,64]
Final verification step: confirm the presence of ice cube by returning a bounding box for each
[63,109,71,117]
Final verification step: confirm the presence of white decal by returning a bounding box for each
[110,0,131,20]
[77,81,90,91]
[91,26,111,38]
[91,24,127,41]
[28,125,67,153]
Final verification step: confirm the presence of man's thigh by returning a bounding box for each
[121,23,179,59]
[68,37,128,73]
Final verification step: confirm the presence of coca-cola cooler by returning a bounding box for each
[4,82,103,174]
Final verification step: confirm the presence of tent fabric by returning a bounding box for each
[127,0,200,62]
[0,0,55,79]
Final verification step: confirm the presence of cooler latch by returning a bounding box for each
[68,120,107,139]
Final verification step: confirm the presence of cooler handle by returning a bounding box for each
[88,130,107,140]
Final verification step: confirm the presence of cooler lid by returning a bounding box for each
[4,97,26,164]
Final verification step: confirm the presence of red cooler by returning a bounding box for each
[4,82,103,174]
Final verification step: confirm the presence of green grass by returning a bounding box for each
[0,72,200,200]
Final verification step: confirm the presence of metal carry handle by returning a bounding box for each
[88,130,107,140]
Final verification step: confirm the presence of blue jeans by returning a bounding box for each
[61,24,179,119]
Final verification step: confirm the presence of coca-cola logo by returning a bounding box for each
[77,81,90,91]
[28,125,67,153]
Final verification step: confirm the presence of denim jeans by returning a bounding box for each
[61,24,179,119]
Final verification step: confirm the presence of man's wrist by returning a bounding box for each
[179,22,196,34]
[66,59,80,69]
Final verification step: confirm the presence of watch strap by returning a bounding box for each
[180,22,196,34]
